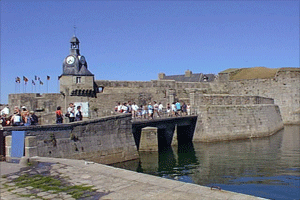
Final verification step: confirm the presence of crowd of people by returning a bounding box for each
[0,100,191,127]
[0,106,38,127]
[56,103,83,124]
[114,101,191,120]
[0,102,83,127]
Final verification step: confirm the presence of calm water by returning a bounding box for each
[111,125,300,200]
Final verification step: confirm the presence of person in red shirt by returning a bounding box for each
[55,106,63,124]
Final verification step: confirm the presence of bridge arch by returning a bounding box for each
[132,116,197,151]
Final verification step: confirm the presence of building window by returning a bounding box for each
[98,87,104,93]
[76,77,81,84]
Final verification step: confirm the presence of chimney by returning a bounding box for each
[185,70,192,77]
[158,73,165,80]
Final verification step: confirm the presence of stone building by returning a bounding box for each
[59,36,98,98]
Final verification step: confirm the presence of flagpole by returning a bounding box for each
[57,76,59,93]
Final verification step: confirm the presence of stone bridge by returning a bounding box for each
[132,116,198,151]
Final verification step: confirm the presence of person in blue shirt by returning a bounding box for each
[148,103,153,119]
[175,101,181,116]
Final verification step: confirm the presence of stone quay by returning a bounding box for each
[0,157,267,200]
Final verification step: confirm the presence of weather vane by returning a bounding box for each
[73,18,77,36]
[73,24,77,36]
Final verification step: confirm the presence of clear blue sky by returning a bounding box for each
[1,1,299,104]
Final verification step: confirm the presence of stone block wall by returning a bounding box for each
[139,127,158,152]
[3,114,139,164]
[191,94,274,106]
[193,104,283,142]
[7,68,299,125]
[8,93,63,113]
[226,69,300,124]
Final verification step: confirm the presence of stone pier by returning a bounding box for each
[0,157,267,200]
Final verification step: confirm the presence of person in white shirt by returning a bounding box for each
[117,102,123,113]
[67,103,75,122]
[187,104,191,115]
[158,102,163,117]
[153,101,159,118]
[0,107,9,115]
[171,102,177,117]
[122,103,129,113]
[131,102,138,118]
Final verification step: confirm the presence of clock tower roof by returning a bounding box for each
[61,36,94,76]
[70,36,80,43]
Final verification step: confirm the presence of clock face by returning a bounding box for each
[80,56,86,64]
[66,56,75,64]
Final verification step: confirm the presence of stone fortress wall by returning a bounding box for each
[4,67,298,161]
[7,68,299,126]
[94,67,299,125]
[191,94,283,142]
[223,68,300,124]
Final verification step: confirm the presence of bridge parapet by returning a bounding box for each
[3,114,138,164]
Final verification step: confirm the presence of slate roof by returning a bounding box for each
[77,66,94,76]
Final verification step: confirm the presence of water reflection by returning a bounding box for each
[111,125,300,199]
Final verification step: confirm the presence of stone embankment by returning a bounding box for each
[0,157,267,200]
[192,95,284,142]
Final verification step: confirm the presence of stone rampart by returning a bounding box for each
[8,93,63,113]
[7,68,299,125]
[190,94,274,106]
[225,68,300,124]
[3,114,138,164]
[193,104,283,142]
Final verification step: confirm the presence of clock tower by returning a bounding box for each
[59,36,97,97]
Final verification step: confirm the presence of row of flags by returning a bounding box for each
[15,76,51,85]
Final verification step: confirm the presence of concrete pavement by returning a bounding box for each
[0,157,267,200]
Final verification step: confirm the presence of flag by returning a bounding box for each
[47,75,50,80]
[40,80,43,85]
[15,77,21,83]
[35,75,37,80]
[32,80,35,85]
[23,76,29,84]
[38,77,40,81]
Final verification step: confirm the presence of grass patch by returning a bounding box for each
[12,174,96,199]
[2,183,11,189]
[17,193,35,198]
[230,67,278,80]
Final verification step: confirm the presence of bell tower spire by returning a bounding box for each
[59,35,97,98]
[73,24,77,36]
[70,36,80,55]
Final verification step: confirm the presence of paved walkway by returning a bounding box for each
[1,157,267,200]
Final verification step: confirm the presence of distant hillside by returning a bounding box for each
[220,67,279,80]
